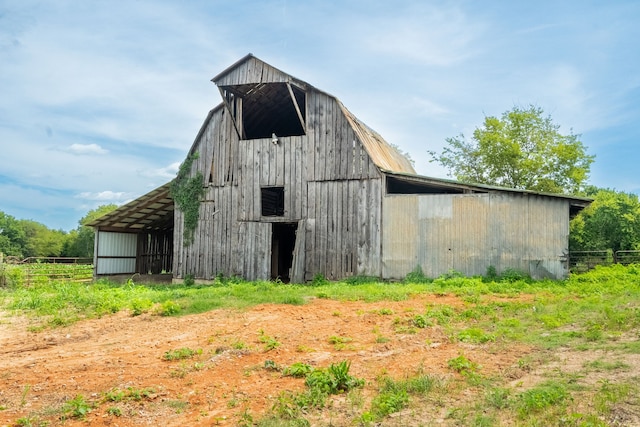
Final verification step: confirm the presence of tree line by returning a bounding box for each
[0,205,117,260]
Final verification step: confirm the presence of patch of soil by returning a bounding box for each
[0,294,535,426]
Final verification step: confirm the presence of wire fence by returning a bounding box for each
[1,256,93,285]
[568,250,640,273]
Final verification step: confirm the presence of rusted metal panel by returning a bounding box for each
[382,193,571,280]
[339,102,415,175]
[95,231,137,275]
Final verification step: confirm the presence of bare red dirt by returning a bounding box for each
[0,294,534,426]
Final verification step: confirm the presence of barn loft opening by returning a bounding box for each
[220,82,306,140]
[261,187,285,216]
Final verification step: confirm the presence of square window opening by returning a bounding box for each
[262,187,285,216]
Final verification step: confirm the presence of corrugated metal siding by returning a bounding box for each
[95,231,137,275]
[382,193,570,280]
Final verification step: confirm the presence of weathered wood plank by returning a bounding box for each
[291,219,306,283]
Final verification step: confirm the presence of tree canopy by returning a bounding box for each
[0,205,118,259]
[429,105,594,195]
[570,187,640,253]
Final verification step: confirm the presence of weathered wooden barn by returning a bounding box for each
[89,54,591,282]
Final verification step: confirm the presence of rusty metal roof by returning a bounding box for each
[339,102,416,174]
[86,182,173,232]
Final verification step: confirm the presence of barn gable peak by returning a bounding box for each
[212,54,308,141]
[210,54,415,174]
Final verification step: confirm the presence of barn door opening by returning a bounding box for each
[271,222,297,282]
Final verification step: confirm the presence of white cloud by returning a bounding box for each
[66,143,108,155]
[75,191,132,202]
[138,162,181,180]
[360,4,486,67]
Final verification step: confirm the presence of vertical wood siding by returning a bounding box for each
[174,85,383,281]
[382,193,570,280]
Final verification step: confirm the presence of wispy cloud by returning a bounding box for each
[75,190,132,202]
[66,143,108,155]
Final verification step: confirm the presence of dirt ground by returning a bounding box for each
[0,294,589,426]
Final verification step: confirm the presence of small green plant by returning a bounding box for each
[61,394,93,420]
[20,384,31,406]
[370,389,409,418]
[485,387,511,409]
[404,265,430,283]
[130,298,153,316]
[411,314,430,328]
[448,354,479,375]
[170,363,190,378]
[265,391,314,425]
[159,300,181,316]
[14,416,45,427]
[162,347,202,361]
[584,358,631,372]
[375,335,390,343]
[264,359,280,371]
[106,406,122,416]
[258,330,281,351]
[166,399,189,413]
[328,335,354,350]
[183,274,195,286]
[304,360,364,394]
[311,273,329,286]
[500,268,530,283]
[377,308,394,315]
[484,265,499,282]
[283,362,314,378]
[457,327,496,344]
[514,381,569,417]
[104,388,125,402]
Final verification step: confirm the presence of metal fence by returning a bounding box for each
[3,256,94,284]
[569,250,640,273]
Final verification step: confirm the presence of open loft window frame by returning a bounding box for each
[261,186,285,217]
[219,82,306,141]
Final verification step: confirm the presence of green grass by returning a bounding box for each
[3,264,640,425]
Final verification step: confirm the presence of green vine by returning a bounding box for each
[170,152,205,246]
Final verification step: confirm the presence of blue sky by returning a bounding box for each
[1,0,639,231]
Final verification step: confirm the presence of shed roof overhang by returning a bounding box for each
[382,170,592,217]
[86,182,174,233]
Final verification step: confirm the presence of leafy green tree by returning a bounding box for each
[0,211,26,257]
[429,105,594,194]
[19,220,66,257]
[570,188,640,252]
[62,204,118,257]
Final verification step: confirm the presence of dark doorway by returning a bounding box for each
[271,223,297,281]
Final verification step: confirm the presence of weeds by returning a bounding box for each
[61,394,93,420]
[514,381,569,417]
[305,360,364,394]
[282,362,313,378]
[258,330,281,351]
[162,347,202,361]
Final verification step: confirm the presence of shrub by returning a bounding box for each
[404,265,430,283]
[304,360,364,394]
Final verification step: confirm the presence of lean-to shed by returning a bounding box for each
[89,54,591,282]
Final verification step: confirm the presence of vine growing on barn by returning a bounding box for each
[170,152,205,246]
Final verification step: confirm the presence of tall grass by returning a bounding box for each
[2,264,640,338]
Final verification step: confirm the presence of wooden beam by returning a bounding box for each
[218,87,244,139]
[286,82,306,132]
